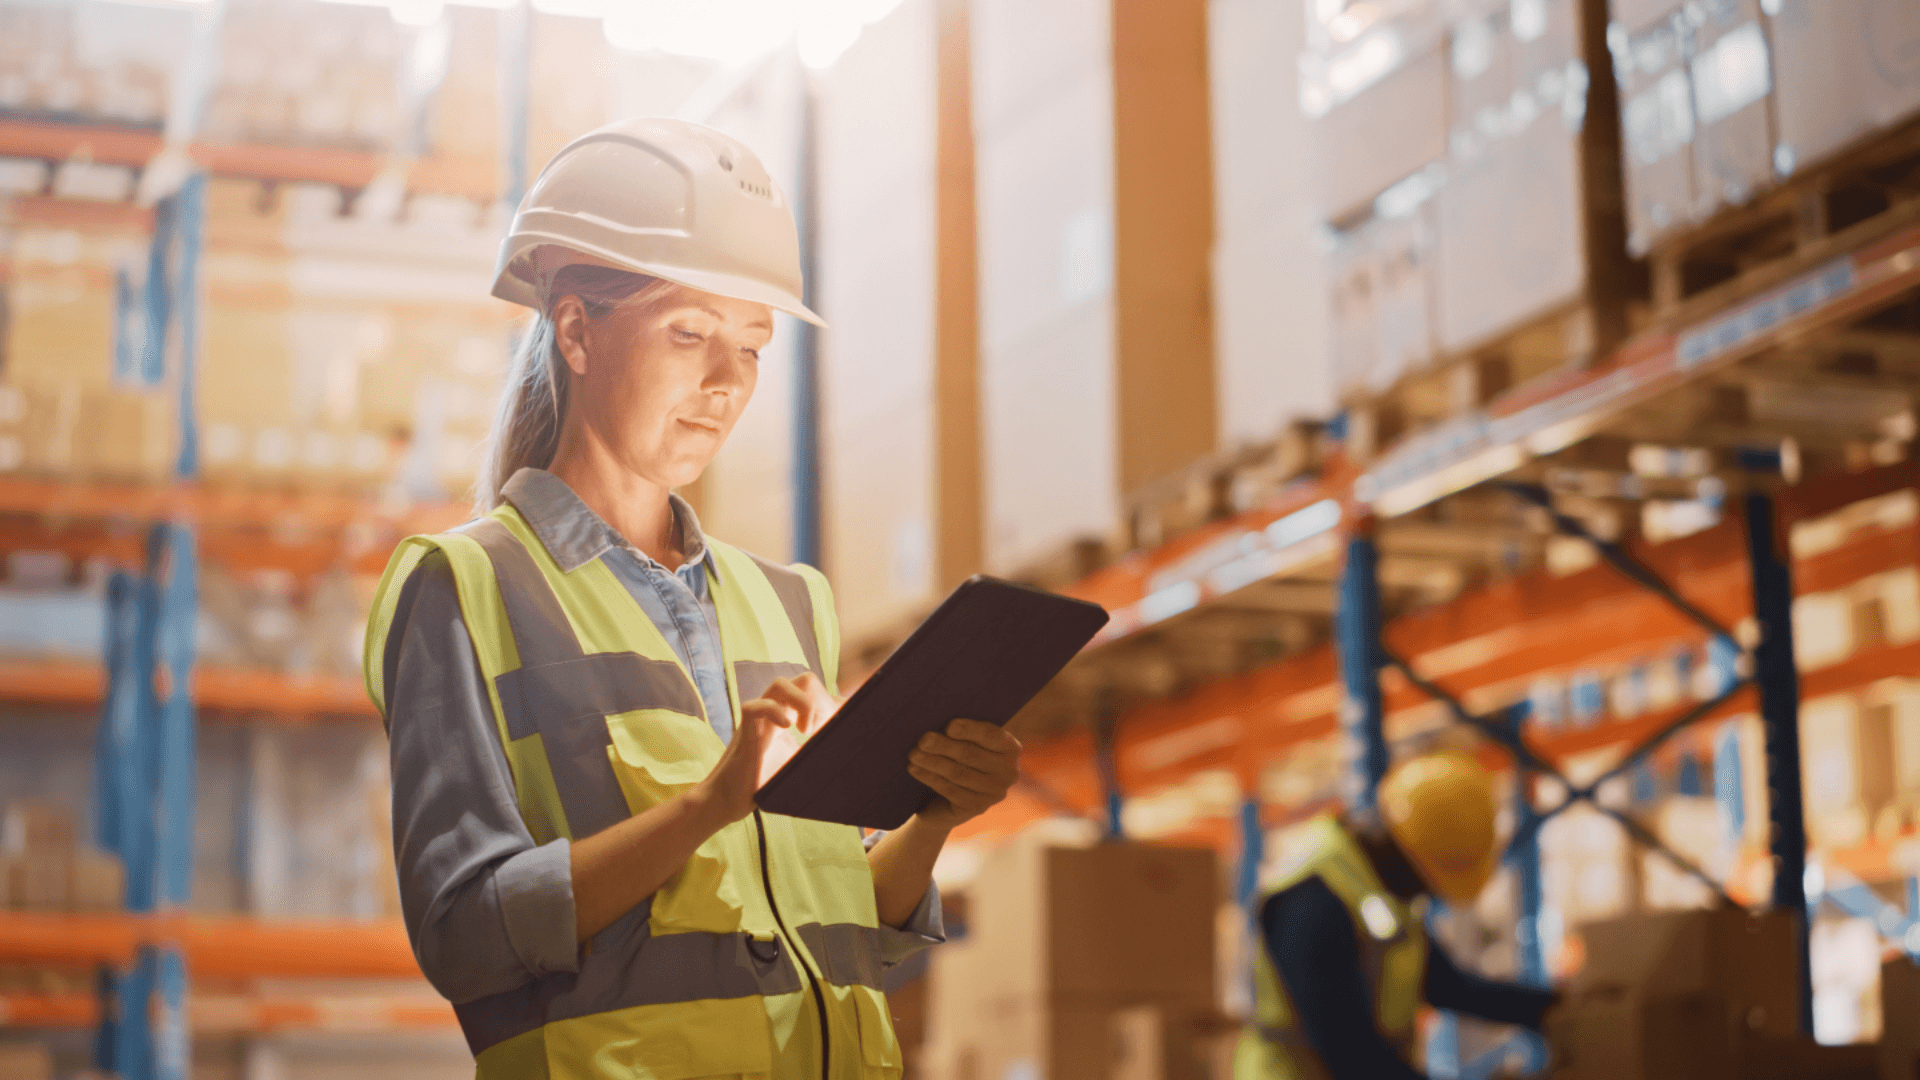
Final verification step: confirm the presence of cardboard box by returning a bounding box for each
[1370,207,1439,392]
[1326,221,1379,400]
[3,851,71,911]
[70,848,124,912]
[1688,0,1775,219]
[1433,78,1588,351]
[0,1042,52,1080]
[1801,693,1895,850]
[1553,906,1800,1078]
[1325,205,1437,402]
[1433,0,1625,354]
[964,840,1220,1003]
[973,0,1216,569]
[1611,3,1696,254]
[1,798,74,854]
[1880,957,1920,1080]
[1309,39,1450,223]
[1769,0,1920,177]
[931,995,1218,1080]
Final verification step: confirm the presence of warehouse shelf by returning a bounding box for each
[0,476,470,577]
[0,477,467,537]
[0,913,419,980]
[1051,218,1920,657]
[0,991,457,1034]
[0,660,375,720]
[0,117,498,203]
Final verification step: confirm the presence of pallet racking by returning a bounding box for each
[934,119,1920,1052]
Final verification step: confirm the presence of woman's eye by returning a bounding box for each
[672,328,703,343]
[743,348,761,361]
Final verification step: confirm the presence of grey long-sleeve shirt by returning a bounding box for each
[383,467,943,1005]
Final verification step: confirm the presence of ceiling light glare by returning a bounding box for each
[602,0,797,64]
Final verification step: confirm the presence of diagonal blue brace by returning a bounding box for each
[1505,483,1736,643]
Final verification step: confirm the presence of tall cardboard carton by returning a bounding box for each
[972,0,1215,573]
[819,0,941,642]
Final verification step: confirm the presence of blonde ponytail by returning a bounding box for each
[472,264,680,513]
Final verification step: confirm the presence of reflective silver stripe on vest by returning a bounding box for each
[463,517,701,839]
[734,660,813,707]
[454,900,806,1056]
[742,552,825,682]
[793,921,886,990]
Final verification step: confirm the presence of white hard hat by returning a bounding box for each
[491,117,825,327]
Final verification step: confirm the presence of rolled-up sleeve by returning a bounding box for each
[384,551,579,1004]
[861,830,947,966]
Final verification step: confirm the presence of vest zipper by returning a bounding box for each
[755,808,832,1079]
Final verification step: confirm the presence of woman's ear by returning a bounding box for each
[551,294,592,377]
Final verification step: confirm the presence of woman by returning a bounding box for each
[363,118,1021,1078]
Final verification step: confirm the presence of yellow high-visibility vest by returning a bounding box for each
[364,501,903,1079]
[1236,814,1428,1080]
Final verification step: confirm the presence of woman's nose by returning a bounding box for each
[702,341,750,395]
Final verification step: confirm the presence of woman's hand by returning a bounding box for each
[696,673,837,824]
[907,718,1022,831]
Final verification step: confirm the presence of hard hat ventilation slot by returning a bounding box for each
[738,179,771,199]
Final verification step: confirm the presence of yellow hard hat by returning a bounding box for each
[1378,750,1499,904]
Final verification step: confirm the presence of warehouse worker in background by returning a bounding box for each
[362,118,1022,1078]
[1239,751,1558,1079]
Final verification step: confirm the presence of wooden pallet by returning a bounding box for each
[1344,300,1614,466]
[1119,420,1326,552]
[1647,116,1920,323]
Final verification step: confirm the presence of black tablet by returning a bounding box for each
[753,575,1110,829]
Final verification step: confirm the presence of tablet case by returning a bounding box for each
[754,575,1110,829]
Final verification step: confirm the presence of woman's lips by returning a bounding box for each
[678,418,722,434]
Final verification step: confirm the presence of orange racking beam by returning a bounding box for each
[0,660,377,720]
[0,912,419,979]
[0,991,458,1033]
[0,118,500,202]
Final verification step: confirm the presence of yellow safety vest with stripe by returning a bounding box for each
[1236,815,1427,1080]
[363,501,904,1079]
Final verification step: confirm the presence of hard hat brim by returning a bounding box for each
[493,233,828,329]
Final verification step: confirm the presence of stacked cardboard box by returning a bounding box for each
[200,1,402,150]
[1613,0,1920,256]
[1768,1,1920,180]
[0,799,123,913]
[1314,0,1630,411]
[1610,0,1776,254]
[1548,906,1799,1078]
[924,839,1221,1080]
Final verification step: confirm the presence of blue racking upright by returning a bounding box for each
[90,170,207,1080]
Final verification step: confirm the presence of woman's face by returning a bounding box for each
[560,286,773,490]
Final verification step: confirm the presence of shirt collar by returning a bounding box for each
[500,467,715,579]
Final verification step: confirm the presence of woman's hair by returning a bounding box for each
[473,264,680,513]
